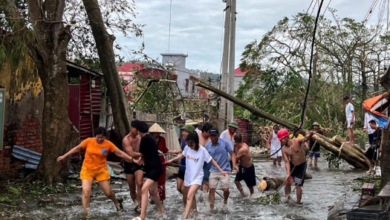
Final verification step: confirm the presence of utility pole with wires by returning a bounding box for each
[219,0,236,130]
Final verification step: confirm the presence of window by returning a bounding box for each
[185,79,189,92]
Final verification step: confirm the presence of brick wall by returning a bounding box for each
[15,113,42,153]
[0,113,42,179]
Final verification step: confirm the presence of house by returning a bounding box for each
[118,53,202,99]
[161,53,200,97]
[117,62,176,100]
[0,60,103,177]
[234,67,248,93]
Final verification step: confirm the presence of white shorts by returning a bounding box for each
[270,146,282,158]
[184,173,203,187]
[347,120,354,129]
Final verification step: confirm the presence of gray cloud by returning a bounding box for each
[117,0,381,73]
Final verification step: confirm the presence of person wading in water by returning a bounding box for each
[57,127,135,216]
[234,134,256,197]
[267,124,282,166]
[166,132,227,219]
[122,120,142,211]
[279,129,314,204]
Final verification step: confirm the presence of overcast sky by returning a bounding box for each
[117,0,382,73]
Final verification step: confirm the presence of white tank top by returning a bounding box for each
[271,131,281,151]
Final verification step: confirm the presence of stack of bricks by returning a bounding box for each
[15,114,42,153]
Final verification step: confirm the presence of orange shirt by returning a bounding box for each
[80,138,117,170]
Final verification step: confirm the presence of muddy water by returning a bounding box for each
[1,157,364,220]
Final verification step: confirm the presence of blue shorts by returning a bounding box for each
[309,152,320,158]
[203,162,212,181]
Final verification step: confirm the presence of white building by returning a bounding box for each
[234,67,247,93]
[161,53,200,97]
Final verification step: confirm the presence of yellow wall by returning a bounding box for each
[0,55,42,100]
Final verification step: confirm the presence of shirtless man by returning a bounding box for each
[122,120,142,210]
[279,129,314,204]
[234,134,256,197]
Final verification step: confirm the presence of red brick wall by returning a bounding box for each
[15,114,42,153]
[0,114,42,179]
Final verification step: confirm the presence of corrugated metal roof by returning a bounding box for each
[66,61,103,77]
[12,145,41,169]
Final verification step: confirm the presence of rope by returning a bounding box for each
[338,143,345,157]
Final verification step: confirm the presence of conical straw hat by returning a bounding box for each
[148,123,166,134]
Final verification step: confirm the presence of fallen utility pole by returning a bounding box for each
[190,76,368,169]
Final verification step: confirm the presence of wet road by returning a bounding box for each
[1,156,364,220]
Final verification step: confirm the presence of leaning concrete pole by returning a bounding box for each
[219,0,231,131]
[227,0,236,123]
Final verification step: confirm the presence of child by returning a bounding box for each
[166,132,228,219]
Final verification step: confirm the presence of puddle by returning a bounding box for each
[0,157,365,219]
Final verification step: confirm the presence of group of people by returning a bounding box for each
[167,121,257,218]
[267,122,323,168]
[57,120,258,220]
[343,96,383,174]
[56,103,382,219]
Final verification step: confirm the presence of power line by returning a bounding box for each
[363,0,380,25]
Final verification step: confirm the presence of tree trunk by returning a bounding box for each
[381,129,390,187]
[331,135,364,154]
[82,0,132,139]
[23,0,78,184]
[380,69,390,187]
[361,55,367,100]
[190,76,368,169]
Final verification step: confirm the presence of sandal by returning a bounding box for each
[132,217,143,220]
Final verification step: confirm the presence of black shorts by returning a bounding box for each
[144,167,163,182]
[290,162,306,186]
[368,134,374,145]
[177,169,185,180]
[123,162,143,175]
[234,164,256,187]
[365,147,379,161]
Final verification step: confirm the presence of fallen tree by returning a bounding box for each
[190,76,368,169]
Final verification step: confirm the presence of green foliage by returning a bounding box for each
[352,176,381,193]
[257,192,281,205]
[65,0,144,65]
[324,152,342,169]
[0,180,80,205]
[235,11,386,134]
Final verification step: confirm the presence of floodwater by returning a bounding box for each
[0,156,365,220]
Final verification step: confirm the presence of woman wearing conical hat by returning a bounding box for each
[149,123,180,202]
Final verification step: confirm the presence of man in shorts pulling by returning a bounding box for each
[279,129,314,204]
[122,120,142,210]
[234,134,256,197]
[206,128,237,211]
